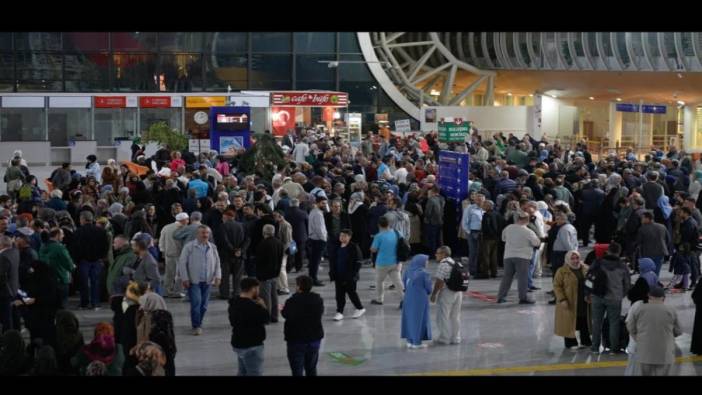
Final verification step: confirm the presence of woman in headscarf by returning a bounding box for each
[400,254,432,349]
[348,192,371,259]
[71,322,124,376]
[55,310,84,375]
[136,292,176,376]
[125,341,167,377]
[595,173,627,243]
[0,330,31,376]
[553,250,591,350]
[628,258,658,304]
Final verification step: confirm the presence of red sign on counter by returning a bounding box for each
[140,96,171,108]
[95,96,127,108]
[271,91,348,107]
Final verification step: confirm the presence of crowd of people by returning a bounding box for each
[0,125,701,376]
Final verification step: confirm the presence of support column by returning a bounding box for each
[608,102,622,148]
[684,105,696,150]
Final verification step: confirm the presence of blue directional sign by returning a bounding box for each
[616,103,667,114]
[438,150,470,203]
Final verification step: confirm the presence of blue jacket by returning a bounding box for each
[188,179,209,199]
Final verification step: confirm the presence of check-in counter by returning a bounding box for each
[0,141,51,166]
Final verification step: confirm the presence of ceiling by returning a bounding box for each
[451,70,702,105]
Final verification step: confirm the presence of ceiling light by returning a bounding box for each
[677,100,686,106]
[616,98,622,102]
[551,95,558,99]
[528,94,534,97]
[507,92,512,96]
[430,90,440,96]
[589,97,595,100]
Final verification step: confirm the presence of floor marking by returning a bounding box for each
[466,291,496,302]
[328,352,366,366]
[478,342,504,349]
[407,355,702,376]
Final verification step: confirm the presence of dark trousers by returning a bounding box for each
[292,240,306,271]
[327,241,340,276]
[479,238,499,277]
[550,251,567,277]
[424,224,441,258]
[57,283,68,310]
[335,280,363,314]
[307,240,326,281]
[245,256,256,278]
[578,216,594,247]
[467,231,481,275]
[564,313,592,348]
[220,257,244,298]
[79,260,104,307]
[0,299,13,333]
[689,253,701,285]
[287,342,320,376]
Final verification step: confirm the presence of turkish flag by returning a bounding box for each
[272,107,295,137]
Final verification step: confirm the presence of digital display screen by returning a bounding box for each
[215,113,249,131]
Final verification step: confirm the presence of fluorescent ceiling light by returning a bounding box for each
[677,100,686,106]
[430,90,440,96]
[589,97,595,100]
[507,92,512,96]
[616,98,622,102]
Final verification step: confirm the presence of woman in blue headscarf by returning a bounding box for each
[401,254,433,349]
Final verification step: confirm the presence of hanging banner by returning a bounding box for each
[532,94,542,137]
[95,96,127,108]
[271,91,348,107]
[140,96,171,108]
[271,107,296,137]
[395,119,411,134]
[186,96,226,108]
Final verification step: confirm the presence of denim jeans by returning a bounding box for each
[590,295,622,352]
[467,232,481,275]
[287,342,320,376]
[233,345,264,376]
[528,248,538,289]
[648,256,664,278]
[79,260,103,307]
[187,282,211,329]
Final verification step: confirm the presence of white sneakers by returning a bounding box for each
[407,343,428,349]
[193,328,203,336]
[335,309,366,321]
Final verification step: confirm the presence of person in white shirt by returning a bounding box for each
[430,246,464,345]
[473,141,489,164]
[394,160,409,186]
[496,211,541,304]
[292,140,310,164]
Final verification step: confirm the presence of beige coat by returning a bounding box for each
[553,263,591,338]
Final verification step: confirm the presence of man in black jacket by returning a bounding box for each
[479,200,504,278]
[222,209,247,298]
[0,235,19,332]
[285,198,308,272]
[71,211,109,309]
[325,199,350,279]
[679,207,700,287]
[281,275,324,376]
[228,277,269,376]
[255,224,284,323]
[330,229,365,321]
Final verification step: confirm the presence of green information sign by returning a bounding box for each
[438,120,471,142]
[328,352,366,366]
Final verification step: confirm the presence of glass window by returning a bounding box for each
[251,54,291,83]
[63,32,108,51]
[15,52,63,80]
[294,33,335,53]
[339,32,361,53]
[249,80,292,91]
[111,32,157,52]
[296,80,336,91]
[158,32,207,52]
[0,33,11,51]
[140,108,182,134]
[94,108,137,146]
[64,52,110,91]
[48,108,91,146]
[14,32,62,51]
[340,81,377,108]
[296,54,335,81]
[112,53,158,91]
[0,81,13,92]
[1,108,45,141]
[339,54,372,81]
[205,54,248,91]
[252,32,291,52]
[213,32,248,53]
[16,80,62,91]
[158,53,203,92]
[0,53,13,80]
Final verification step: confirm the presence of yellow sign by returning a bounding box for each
[186,96,226,108]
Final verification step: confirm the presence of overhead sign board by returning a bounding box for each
[437,150,470,203]
[438,118,471,142]
[271,91,348,107]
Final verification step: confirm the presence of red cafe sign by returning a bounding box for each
[95,96,127,108]
[271,91,348,107]
[140,96,171,108]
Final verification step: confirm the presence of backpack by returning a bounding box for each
[445,260,469,292]
[586,261,608,297]
[394,230,411,262]
[18,184,33,201]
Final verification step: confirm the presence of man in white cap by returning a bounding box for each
[159,211,189,298]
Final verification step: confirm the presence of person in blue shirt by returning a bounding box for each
[462,193,486,276]
[188,174,210,199]
[370,216,404,306]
